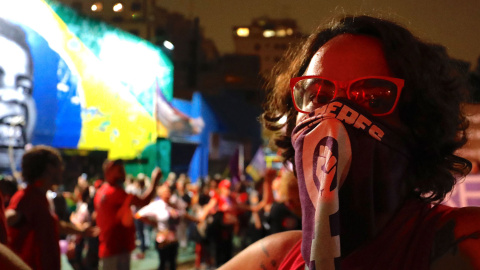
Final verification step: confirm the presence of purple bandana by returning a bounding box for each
[291,99,412,270]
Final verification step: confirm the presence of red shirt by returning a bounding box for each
[214,194,238,224]
[278,239,304,270]
[0,192,8,244]
[94,183,135,258]
[7,185,60,270]
[279,201,480,270]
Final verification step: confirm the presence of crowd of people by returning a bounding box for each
[1,13,480,270]
[126,165,302,270]
[0,145,302,270]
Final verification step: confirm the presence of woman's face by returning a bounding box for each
[158,185,171,201]
[300,34,405,131]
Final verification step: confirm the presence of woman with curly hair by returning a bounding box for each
[220,15,480,270]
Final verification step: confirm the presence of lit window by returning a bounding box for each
[113,3,123,12]
[276,29,286,37]
[163,40,174,50]
[286,28,293,35]
[236,28,249,37]
[91,2,103,12]
[263,30,275,38]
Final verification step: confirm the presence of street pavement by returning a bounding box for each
[61,245,199,270]
[130,245,197,270]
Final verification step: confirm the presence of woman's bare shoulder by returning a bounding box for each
[219,230,302,270]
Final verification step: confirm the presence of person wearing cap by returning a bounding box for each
[200,179,238,267]
[93,159,162,270]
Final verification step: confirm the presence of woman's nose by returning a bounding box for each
[336,86,348,98]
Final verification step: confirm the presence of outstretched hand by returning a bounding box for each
[83,225,100,238]
[151,167,162,185]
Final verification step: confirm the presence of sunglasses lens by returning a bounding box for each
[293,78,335,112]
[348,78,398,115]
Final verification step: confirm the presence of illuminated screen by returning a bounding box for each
[0,0,173,165]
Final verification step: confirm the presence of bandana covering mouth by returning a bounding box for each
[291,99,412,270]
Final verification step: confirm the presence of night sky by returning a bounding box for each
[156,0,480,66]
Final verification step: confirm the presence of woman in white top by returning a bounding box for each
[136,184,196,270]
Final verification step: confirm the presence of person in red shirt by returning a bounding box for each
[94,159,161,270]
[5,145,65,270]
[200,179,238,267]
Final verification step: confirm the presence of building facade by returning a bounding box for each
[233,16,303,77]
[54,0,219,100]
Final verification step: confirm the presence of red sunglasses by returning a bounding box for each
[290,76,404,116]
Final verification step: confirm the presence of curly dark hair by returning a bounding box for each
[21,145,63,184]
[262,15,471,202]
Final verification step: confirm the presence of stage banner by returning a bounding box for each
[0,0,173,170]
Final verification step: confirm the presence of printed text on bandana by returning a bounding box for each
[307,101,385,141]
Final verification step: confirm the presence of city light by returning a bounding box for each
[91,3,103,11]
[113,3,123,12]
[236,28,249,37]
[276,29,286,37]
[286,28,293,35]
[263,30,275,38]
[163,40,174,50]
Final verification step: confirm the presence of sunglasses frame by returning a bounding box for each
[290,75,405,116]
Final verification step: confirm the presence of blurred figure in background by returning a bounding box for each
[136,184,197,270]
[231,180,251,250]
[0,175,18,208]
[69,183,94,269]
[6,145,78,270]
[127,173,150,259]
[0,175,17,244]
[190,178,213,270]
[200,179,238,267]
[171,173,191,250]
[94,160,161,270]
[164,172,177,191]
[85,179,104,270]
[266,170,301,234]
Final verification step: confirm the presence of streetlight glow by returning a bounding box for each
[263,30,275,38]
[163,40,174,50]
[91,3,103,11]
[113,3,123,12]
[236,28,249,37]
